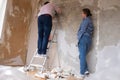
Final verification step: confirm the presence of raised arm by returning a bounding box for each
[53,3,61,14]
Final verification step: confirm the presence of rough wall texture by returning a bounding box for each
[27,0,98,74]
[86,0,120,80]
[0,0,32,65]
[1,0,120,79]
[27,0,120,77]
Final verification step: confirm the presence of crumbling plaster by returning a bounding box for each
[27,0,120,76]
[0,0,32,65]
[0,0,120,79]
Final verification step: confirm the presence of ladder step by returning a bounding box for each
[30,64,43,67]
[49,40,57,43]
[34,54,47,58]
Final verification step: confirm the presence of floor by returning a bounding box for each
[0,66,82,80]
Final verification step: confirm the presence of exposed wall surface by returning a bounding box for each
[27,0,98,74]
[27,0,120,78]
[0,0,32,65]
[50,0,98,74]
[0,0,120,79]
[86,0,120,80]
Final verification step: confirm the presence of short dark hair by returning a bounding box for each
[44,1,50,5]
[82,8,92,17]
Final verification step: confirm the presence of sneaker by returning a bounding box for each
[35,53,47,58]
[76,74,85,79]
[85,71,90,76]
[42,54,47,57]
[35,54,42,57]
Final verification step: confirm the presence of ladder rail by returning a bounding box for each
[47,26,57,53]
[25,26,57,72]
[26,49,38,70]
[40,57,47,73]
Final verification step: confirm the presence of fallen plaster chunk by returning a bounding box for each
[33,67,79,80]
[51,67,63,73]
[35,71,58,79]
[49,73,57,79]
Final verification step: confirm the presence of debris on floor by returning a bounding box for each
[0,65,84,80]
[34,67,83,80]
[0,66,33,80]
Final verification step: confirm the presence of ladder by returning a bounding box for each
[24,27,57,73]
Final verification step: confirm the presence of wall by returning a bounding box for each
[85,0,120,80]
[0,0,120,79]
[0,0,32,65]
[27,0,120,78]
[27,0,98,75]
[50,0,98,74]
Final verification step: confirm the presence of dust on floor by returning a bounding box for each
[0,66,83,80]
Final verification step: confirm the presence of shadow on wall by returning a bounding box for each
[87,39,97,73]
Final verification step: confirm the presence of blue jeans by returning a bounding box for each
[37,14,52,54]
[78,34,92,75]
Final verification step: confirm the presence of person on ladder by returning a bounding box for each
[37,1,61,57]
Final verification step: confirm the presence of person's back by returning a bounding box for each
[37,2,61,57]
[38,2,60,17]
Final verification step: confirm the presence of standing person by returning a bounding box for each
[77,8,94,79]
[37,1,61,57]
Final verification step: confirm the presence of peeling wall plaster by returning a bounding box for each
[27,0,120,76]
[86,0,120,79]
[0,0,120,78]
[27,0,98,75]
[85,42,120,80]
[98,0,120,10]
[98,0,120,50]
[0,0,32,65]
[78,0,94,6]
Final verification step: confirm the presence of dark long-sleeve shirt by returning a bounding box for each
[77,17,94,41]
